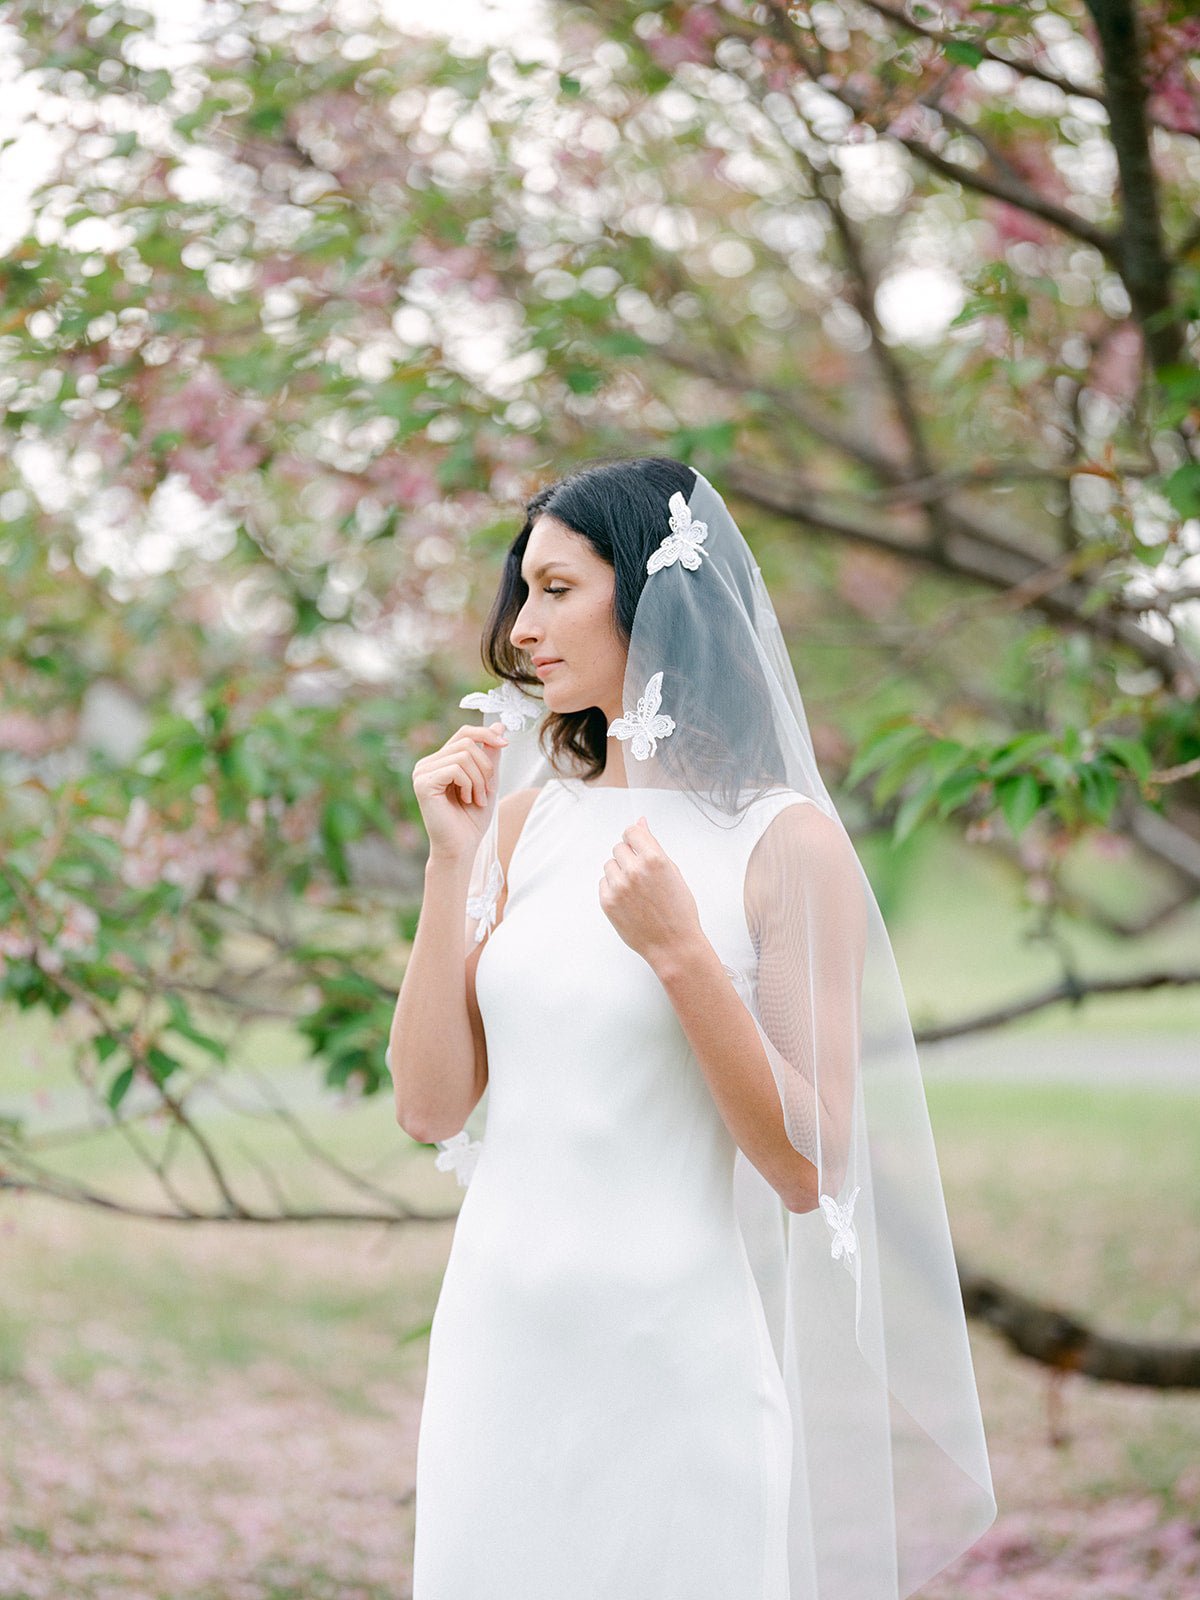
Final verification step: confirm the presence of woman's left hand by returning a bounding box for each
[599,817,704,971]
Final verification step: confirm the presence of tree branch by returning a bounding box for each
[960,1264,1200,1389]
[914,964,1200,1043]
[719,459,1198,689]
[1081,0,1188,375]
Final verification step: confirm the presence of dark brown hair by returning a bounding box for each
[481,455,696,781]
[480,454,788,807]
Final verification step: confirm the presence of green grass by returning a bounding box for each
[1,833,1197,1598]
[868,822,1200,1035]
[926,1079,1200,1335]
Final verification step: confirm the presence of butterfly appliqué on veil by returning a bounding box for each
[459,680,542,731]
[646,490,709,575]
[435,1129,482,1187]
[819,1184,861,1263]
[466,857,503,943]
[608,670,676,761]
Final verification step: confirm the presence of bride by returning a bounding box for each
[389,455,996,1600]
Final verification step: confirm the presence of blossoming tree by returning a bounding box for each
[0,0,1197,1385]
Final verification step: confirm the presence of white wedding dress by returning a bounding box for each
[411,776,817,1599]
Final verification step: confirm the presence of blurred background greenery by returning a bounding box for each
[1,0,1198,1594]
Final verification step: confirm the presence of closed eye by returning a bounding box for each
[544,586,569,596]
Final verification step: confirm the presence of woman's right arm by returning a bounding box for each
[388,716,534,1141]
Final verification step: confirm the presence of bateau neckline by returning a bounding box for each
[553,777,676,792]
[549,776,791,797]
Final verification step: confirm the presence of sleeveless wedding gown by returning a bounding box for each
[411,776,817,1599]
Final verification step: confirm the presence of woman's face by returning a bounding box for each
[509,514,627,727]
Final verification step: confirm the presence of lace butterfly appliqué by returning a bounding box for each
[466,857,503,943]
[647,490,709,575]
[459,680,542,731]
[608,670,676,762]
[435,1129,482,1187]
[819,1184,861,1263]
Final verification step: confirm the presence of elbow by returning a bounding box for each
[394,1103,424,1140]
[393,1089,441,1144]
[780,1158,821,1215]
[395,1101,449,1144]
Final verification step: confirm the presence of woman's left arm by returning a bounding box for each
[654,931,820,1212]
[599,814,823,1213]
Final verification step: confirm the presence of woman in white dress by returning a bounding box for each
[389,458,996,1600]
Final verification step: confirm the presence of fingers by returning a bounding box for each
[443,722,508,807]
[457,720,509,749]
[443,757,486,809]
[441,740,499,807]
[614,819,655,856]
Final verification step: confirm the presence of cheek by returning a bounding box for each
[581,598,620,652]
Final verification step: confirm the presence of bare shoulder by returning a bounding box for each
[754,795,847,853]
[745,797,862,922]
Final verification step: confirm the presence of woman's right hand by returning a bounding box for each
[412,720,509,862]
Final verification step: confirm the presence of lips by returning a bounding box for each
[534,659,562,676]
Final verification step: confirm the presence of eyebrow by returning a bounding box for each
[520,560,572,584]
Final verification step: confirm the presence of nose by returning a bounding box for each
[510,596,541,652]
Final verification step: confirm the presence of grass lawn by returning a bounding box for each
[1,1072,1197,1599]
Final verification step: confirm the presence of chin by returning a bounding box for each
[540,679,587,716]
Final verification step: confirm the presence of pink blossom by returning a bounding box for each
[57,901,100,957]
[139,367,270,504]
[0,709,74,756]
[0,926,37,960]
[1089,322,1143,406]
[988,199,1053,250]
[363,454,441,508]
[645,32,712,70]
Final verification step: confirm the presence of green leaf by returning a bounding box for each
[997,772,1040,837]
[845,721,924,788]
[164,993,227,1060]
[892,788,935,846]
[1100,735,1152,784]
[228,741,270,796]
[593,329,648,358]
[922,738,968,783]
[145,1045,181,1085]
[988,733,1054,778]
[1160,462,1200,520]
[933,769,982,817]
[872,741,939,807]
[564,365,602,395]
[1079,761,1118,821]
[248,102,287,136]
[943,40,985,67]
[107,1065,134,1111]
[321,798,362,845]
